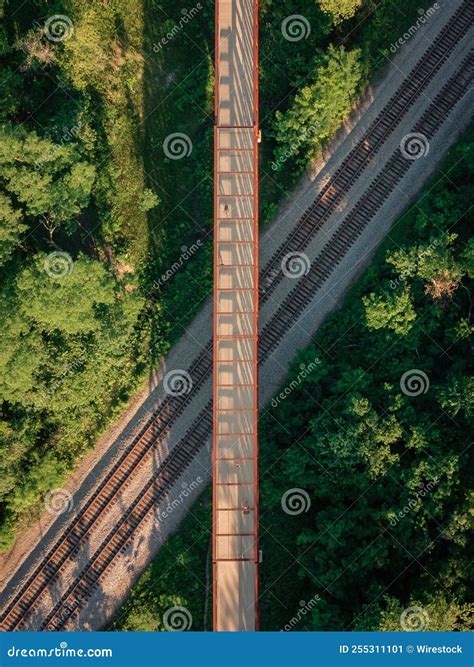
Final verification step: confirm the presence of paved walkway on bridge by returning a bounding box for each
[1,0,471,632]
[213,0,259,632]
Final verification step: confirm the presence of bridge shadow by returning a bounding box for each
[3,0,216,635]
[141,0,215,376]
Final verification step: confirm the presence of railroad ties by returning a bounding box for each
[213,0,259,632]
[259,0,474,300]
[1,0,472,633]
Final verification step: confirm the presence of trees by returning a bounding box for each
[16,254,115,335]
[0,253,144,409]
[61,8,112,92]
[0,192,25,266]
[0,0,207,551]
[272,46,363,173]
[0,124,95,248]
[319,0,363,25]
[356,595,474,631]
[258,0,332,110]
[260,0,424,221]
[256,133,473,630]
[0,253,144,537]
[363,288,417,335]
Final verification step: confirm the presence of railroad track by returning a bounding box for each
[259,0,473,302]
[259,55,473,357]
[0,342,212,631]
[40,406,213,631]
[23,54,474,633]
[1,3,472,632]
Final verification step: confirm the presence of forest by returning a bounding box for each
[3,0,471,635]
[112,129,473,632]
[0,0,423,548]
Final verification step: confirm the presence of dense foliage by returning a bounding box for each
[112,132,473,631]
[0,0,425,549]
[0,0,214,549]
[4,1,468,641]
[259,0,423,215]
[259,132,474,630]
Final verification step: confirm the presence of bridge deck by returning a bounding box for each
[213,0,259,632]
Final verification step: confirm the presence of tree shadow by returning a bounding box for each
[141,0,215,374]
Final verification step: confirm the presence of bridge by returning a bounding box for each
[1,0,472,636]
[212,0,259,632]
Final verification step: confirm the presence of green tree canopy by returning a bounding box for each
[363,288,417,335]
[318,0,363,25]
[0,124,95,250]
[272,46,363,172]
